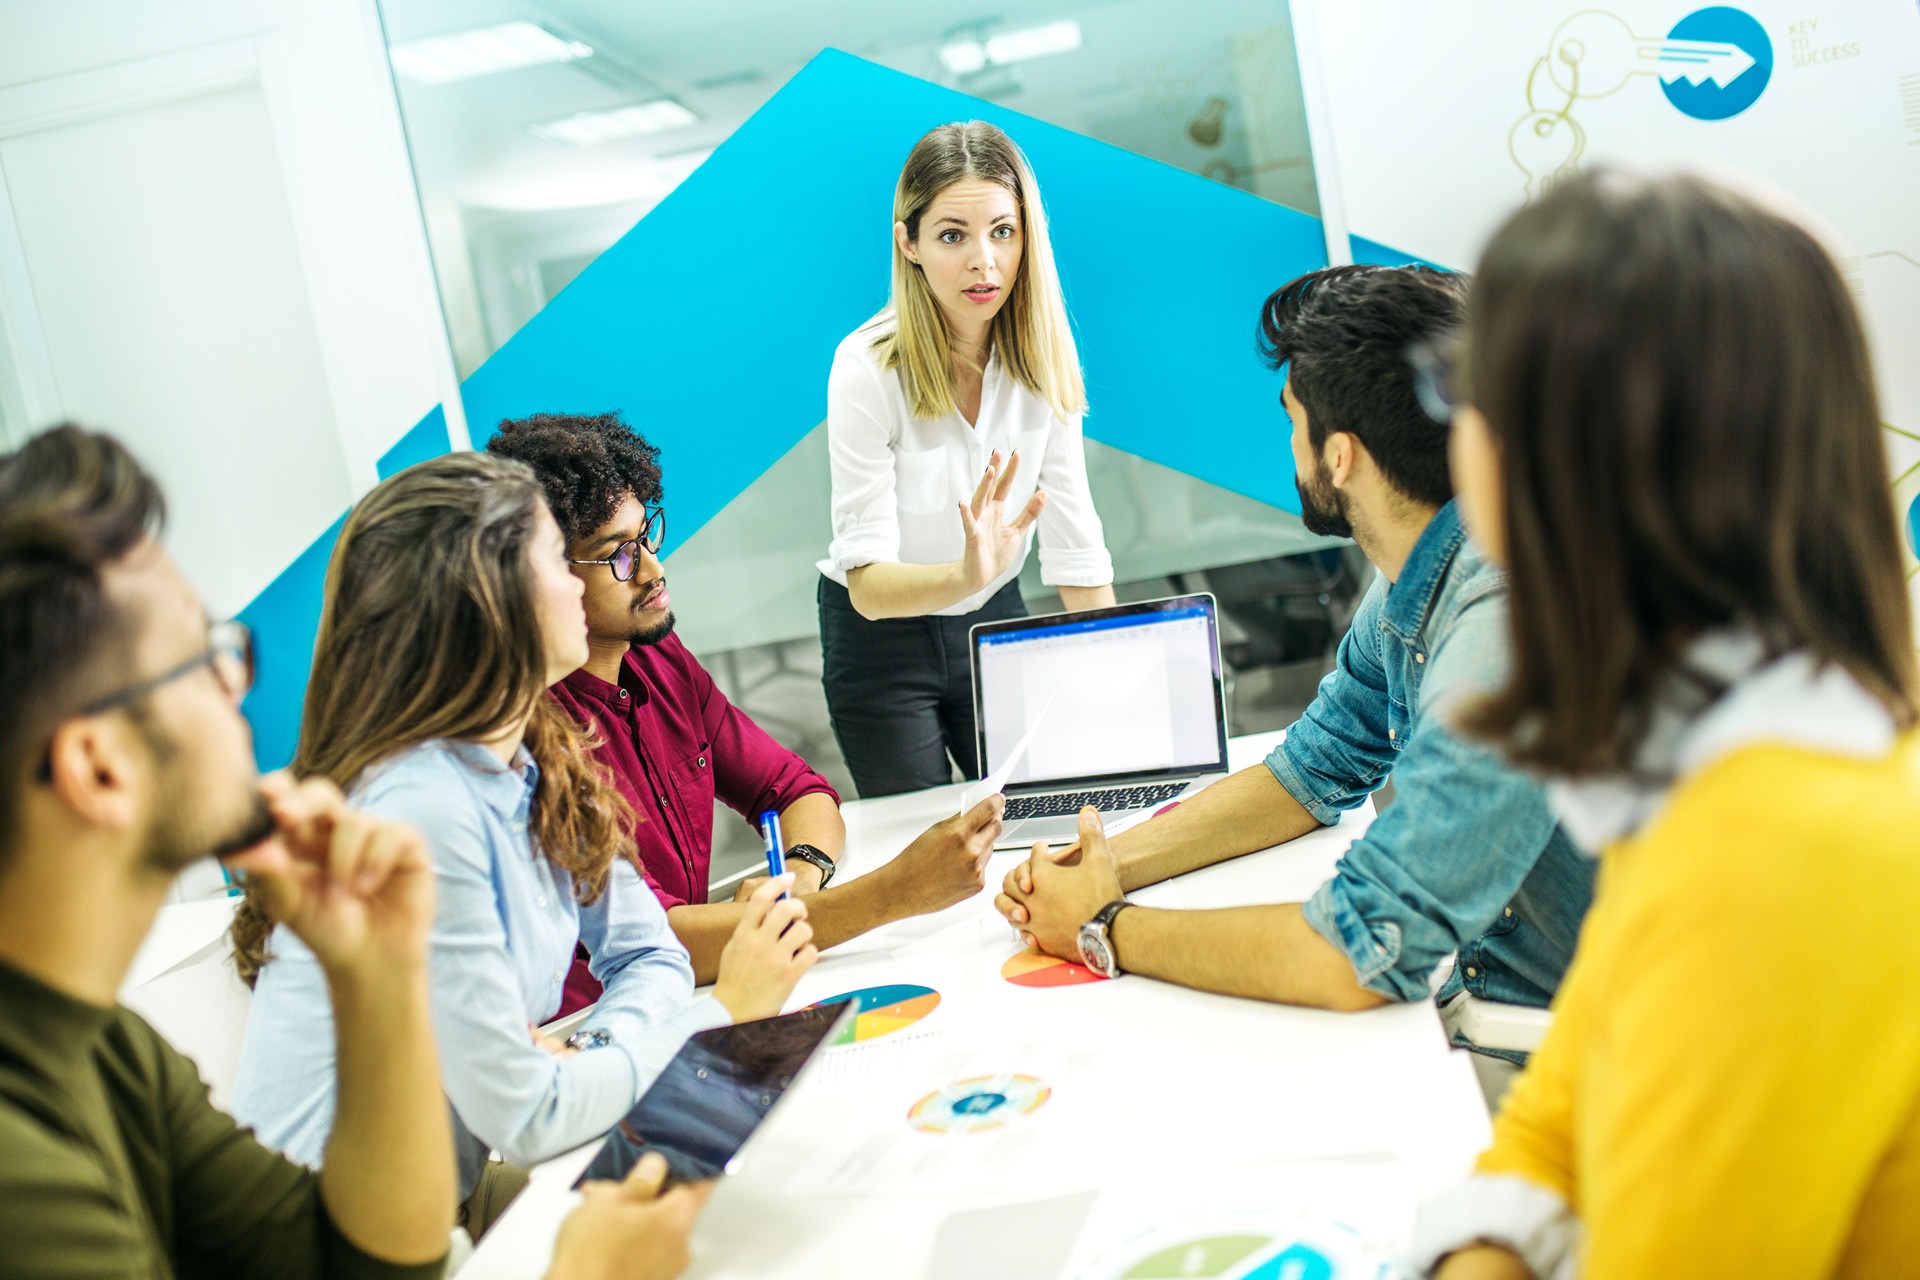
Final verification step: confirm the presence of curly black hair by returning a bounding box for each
[483,412,663,545]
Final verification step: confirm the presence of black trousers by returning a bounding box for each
[817,575,1028,798]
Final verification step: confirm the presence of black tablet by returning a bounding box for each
[573,1002,852,1189]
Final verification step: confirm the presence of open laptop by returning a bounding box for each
[971,593,1229,849]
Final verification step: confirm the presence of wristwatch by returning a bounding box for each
[1077,900,1130,979]
[564,1029,612,1053]
[785,843,836,888]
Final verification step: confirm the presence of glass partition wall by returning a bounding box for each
[373,0,1364,881]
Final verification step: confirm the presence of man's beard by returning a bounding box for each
[625,579,679,652]
[1295,459,1354,540]
[135,715,276,875]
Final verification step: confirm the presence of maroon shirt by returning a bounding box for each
[549,634,839,1013]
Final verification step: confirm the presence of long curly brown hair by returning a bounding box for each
[232,451,633,984]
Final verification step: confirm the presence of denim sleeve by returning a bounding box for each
[1300,589,1561,1001]
[1266,575,1396,823]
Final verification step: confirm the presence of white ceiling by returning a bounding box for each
[377,0,1314,216]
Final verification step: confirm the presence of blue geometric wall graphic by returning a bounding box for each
[376,403,450,480]
[1349,233,1445,271]
[460,48,1329,522]
[238,48,1337,769]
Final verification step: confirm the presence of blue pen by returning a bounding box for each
[759,809,788,899]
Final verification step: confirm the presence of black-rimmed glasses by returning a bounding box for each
[568,507,666,582]
[1406,333,1463,426]
[38,620,256,780]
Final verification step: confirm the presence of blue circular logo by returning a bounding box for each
[1659,7,1772,120]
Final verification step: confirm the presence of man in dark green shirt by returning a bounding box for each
[0,426,716,1280]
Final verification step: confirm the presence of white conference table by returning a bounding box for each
[463,731,1492,1279]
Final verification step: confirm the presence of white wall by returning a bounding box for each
[0,0,463,615]
[1298,0,1920,617]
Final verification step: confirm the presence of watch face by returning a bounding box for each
[1078,931,1113,977]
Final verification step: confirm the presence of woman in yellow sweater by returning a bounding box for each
[1409,170,1920,1278]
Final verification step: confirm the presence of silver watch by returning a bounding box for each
[1077,900,1129,978]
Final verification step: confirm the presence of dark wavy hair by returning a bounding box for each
[232,452,635,983]
[1460,170,1916,774]
[484,412,663,545]
[0,426,163,867]
[1257,264,1468,509]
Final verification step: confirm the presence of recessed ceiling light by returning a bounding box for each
[938,20,1082,78]
[938,39,989,76]
[389,21,592,86]
[529,100,699,147]
[985,20,1082,65]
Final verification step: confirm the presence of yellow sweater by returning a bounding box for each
[1479,736,1920,1277]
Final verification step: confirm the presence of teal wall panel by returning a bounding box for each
[239,49,1333,768]
[459,48,1328,544]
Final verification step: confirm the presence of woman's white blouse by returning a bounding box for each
[818,315,1113,617]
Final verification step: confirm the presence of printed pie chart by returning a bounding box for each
[807,983,941,1045]
[909,1073,1052,1134]
[1114,1234,1341,1280]
[1002,949,1107,988]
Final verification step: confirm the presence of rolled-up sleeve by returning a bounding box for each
[693,651,839,826]
[1033,412,1113,587]
[1294,589,1562,1001]
[1265,577,1395,825]
[825,348,904,574]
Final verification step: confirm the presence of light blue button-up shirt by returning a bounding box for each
[232,739,728,1194]
[1271,501,1595,1014]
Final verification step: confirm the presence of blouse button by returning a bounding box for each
[1465,966,1478,979]
[618,689,629,701]
[1415,653,1426,664]
[697,756,706,768]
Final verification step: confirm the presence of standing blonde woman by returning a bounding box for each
[818,120,1115,798]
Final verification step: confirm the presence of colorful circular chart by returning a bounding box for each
[1002,949,1107,988]
[807,983,941,1045]
[908,1074,1052,1134]
[1110,1233,1349,1280]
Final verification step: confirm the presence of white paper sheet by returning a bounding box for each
[961,693,1056,811]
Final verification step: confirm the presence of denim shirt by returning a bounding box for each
[1268,501,1594,1012]
[232,740,728,1197]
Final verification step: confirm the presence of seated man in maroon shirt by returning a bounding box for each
[488,413,1005,1012]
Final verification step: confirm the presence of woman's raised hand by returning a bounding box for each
[958,449,1048,593]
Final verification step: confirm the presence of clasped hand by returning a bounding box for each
[993,807,1125,960]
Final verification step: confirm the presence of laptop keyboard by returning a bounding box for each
[1004,781,1189,821]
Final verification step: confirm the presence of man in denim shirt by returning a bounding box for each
[999,266,1593,1057]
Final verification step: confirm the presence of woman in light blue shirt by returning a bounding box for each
[230,452,816,1215]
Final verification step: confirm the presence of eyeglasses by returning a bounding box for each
[568,506,666,582]
[1406,333,1463,426]
[38,620,256,780]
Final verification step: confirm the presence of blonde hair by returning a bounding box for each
[874,121,1085,421]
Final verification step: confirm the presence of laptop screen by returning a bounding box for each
[973,595,1227,789]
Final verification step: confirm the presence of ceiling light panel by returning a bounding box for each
[984,20,1082,65]
[389,20,593,86]
[530,100,700,147]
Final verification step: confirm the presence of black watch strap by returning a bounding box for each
[1088,899,1129,931]
[785,843,836,887]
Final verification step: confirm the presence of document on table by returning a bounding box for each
[782,1039,1099,1198]
[1057,1158,1421,1280]
[961,693,1056,811]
